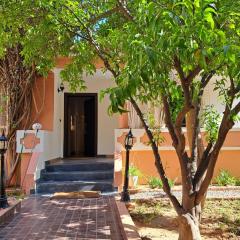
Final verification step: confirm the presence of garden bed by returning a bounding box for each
[128,199,240,240]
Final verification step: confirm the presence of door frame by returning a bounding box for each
[63,93,98,158]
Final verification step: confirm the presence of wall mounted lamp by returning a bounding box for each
[57,82,65,93]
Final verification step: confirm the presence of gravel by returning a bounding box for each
[130,188,240,200]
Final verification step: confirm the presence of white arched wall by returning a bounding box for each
[203,78,240,128]
[53,68,119,157]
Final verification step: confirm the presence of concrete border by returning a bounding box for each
[0,200,21,224]
[115,199,141,240]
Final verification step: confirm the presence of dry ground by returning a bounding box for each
[129,199,240,240]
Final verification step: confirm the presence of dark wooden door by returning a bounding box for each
[64,93,97,158]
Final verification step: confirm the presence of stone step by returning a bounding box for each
[45,162,114,172]
[36,180,114,194]
[41,170,113,181]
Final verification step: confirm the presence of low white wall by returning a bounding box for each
[16,130,58,179]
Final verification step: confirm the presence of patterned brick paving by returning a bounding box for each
[0,196,124,240]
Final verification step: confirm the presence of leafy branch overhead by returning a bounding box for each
[1,0,239,239]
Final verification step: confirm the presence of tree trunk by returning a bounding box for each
[178,212,202,240]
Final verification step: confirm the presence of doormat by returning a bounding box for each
[50,191,101,199]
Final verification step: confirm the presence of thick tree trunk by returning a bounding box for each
[178,212,202,240]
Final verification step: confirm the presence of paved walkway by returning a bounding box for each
[0,196,124,240]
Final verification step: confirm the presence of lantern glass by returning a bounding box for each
[0,131,7,151]
[125,129,134,149]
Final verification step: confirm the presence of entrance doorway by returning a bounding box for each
[64,93,97,158]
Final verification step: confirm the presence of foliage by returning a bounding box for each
[148,177,163,189]
[215,170,236,186]
[144,111,166,146]
[168,178,175,188]
[2,0,240,238]
[235,178,240,186]
[201,105,221,143]
[148,176,175,189]
[129,165,142,177]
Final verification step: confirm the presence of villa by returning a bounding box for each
[11,57,240,194]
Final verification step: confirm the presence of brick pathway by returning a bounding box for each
[0,196,124,240]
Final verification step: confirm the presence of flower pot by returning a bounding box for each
[129,176,139,188]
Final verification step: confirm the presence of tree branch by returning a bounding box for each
[232,101,240,115]
[130,97,183,215]
[196,104,234,204]
[185,65,201,84]
[162,96,178,146]
[162,95,190,192]
[190,71,215,167]
[117,0,134,21]
[89,6,123,25]
[193,142,212,188]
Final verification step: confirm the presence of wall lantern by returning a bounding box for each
[57,82,65,93]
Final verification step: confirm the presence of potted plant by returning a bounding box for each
[129,165,142,188]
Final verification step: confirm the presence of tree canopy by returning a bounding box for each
[1,1,240,239]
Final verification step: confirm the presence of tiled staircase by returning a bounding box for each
[36,158,115,194]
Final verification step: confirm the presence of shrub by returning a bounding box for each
[148,177,176,189]
[129,166,142,177]
[215,170,236,186]
[148,177,163,189]
[168,178,175,188]
[235,178,240,186]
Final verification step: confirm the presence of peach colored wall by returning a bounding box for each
[19,72,54,193]
[222,131,240,147]
[55,57,72,68]
[215,151,240,178]
[118,113,128,129]
[118,130,240,185]
[121,150,181,184]
[121,149,240,185]
[139,131,240,148]
[20,154,34,194]
[118,103,129,128]
[55,56,105,69]
[31,72,54,130]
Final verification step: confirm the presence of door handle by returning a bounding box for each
[70,115,75,131]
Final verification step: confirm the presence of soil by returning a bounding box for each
[128,199,240,240]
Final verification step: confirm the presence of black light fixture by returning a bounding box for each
[0,129,9,208]
[57,82,65,93]
[121,129,134,202]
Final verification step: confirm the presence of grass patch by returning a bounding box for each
[203,199,240,236]
[130,199,240,239]
[130,199,172,224]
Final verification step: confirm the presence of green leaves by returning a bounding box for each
[1,0,239,130]
[201,105,221,143]
[204,11,215,29]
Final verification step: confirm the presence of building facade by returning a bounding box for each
[16,58,240,193]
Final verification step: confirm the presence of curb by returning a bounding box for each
[0,200,21,224]
[115,199,141,240]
